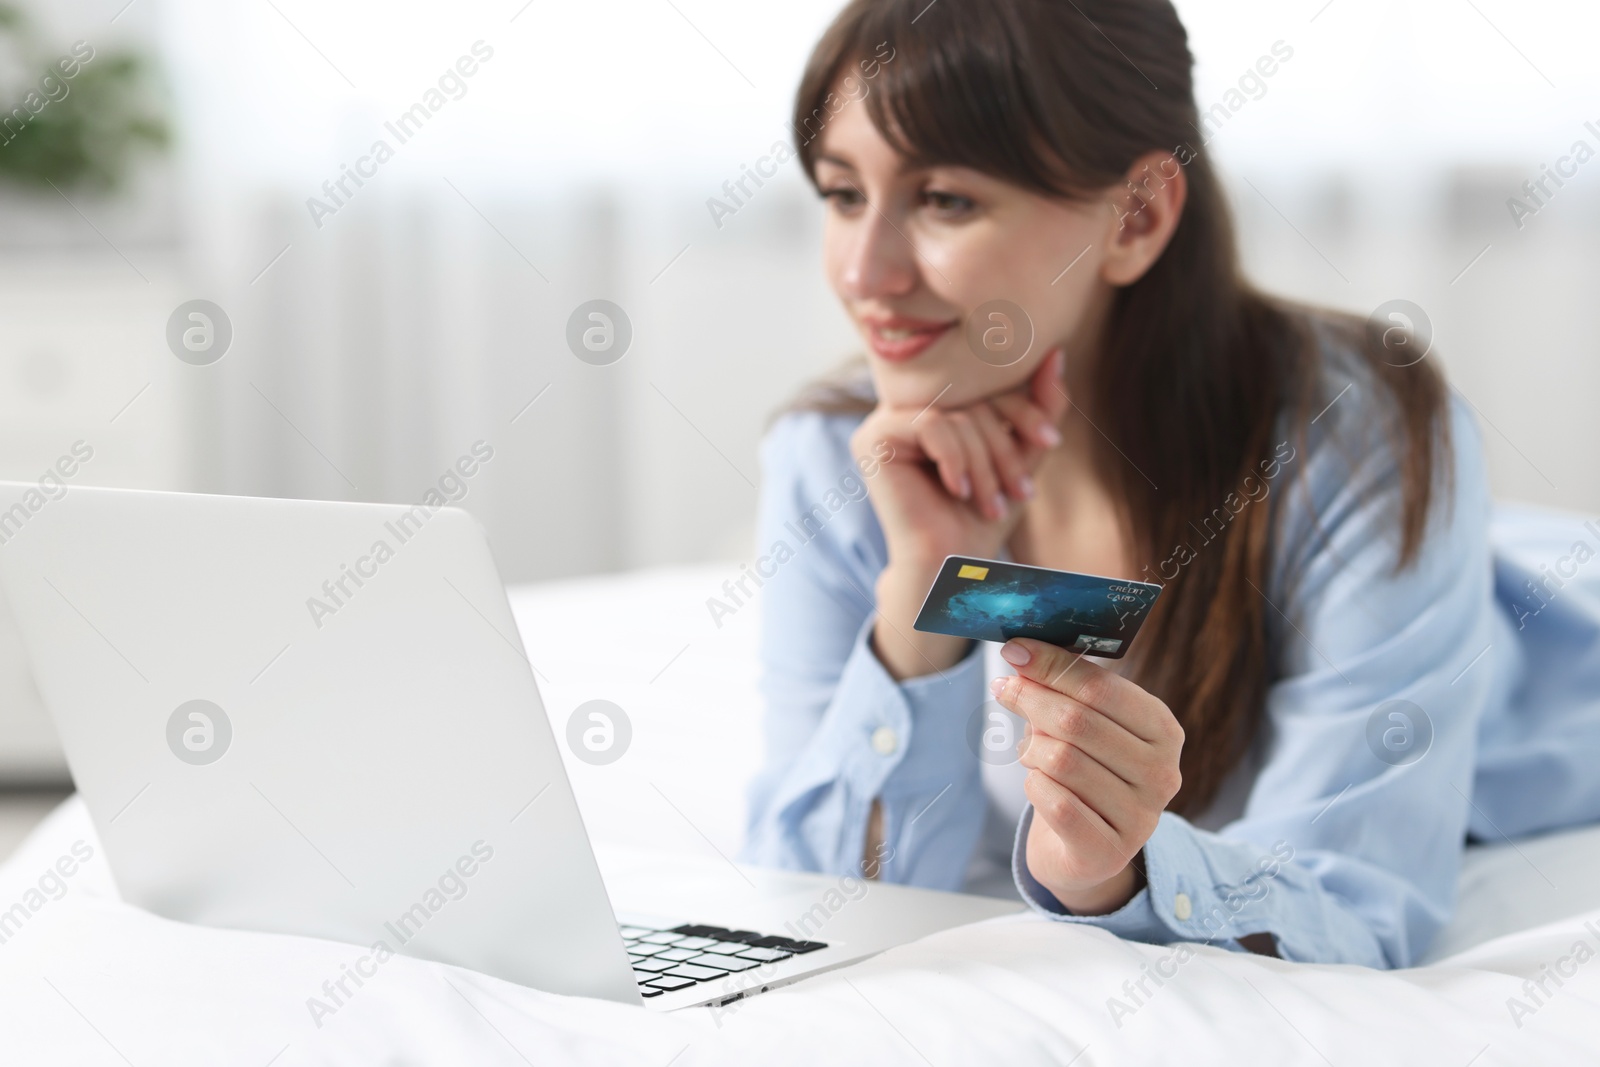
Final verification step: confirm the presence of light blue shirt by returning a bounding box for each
[738,343,1600,969]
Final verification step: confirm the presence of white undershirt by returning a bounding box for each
[979,640,1032,824]
[965,640,1034,898]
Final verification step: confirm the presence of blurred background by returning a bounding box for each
[0,0,1597,786]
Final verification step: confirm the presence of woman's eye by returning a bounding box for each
[820,187,865,211]
[923,190,975,218]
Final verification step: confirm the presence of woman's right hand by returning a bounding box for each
[850,350,1069,679]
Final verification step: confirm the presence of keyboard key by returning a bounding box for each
[673,936,718,950]
[736,946,792,963]
[654,947,699,962]
[634,957,678,972]
[638,931,684,945]
[747,935,828,953]
[619,926,656,939]
[685,928,760,945]
[646,975,698,991]
[641,923,825,976]
[671,924,758,941]
[633,969,659,981]
[640,986,666,998]
[665,963,727,981]
[689,952,759,972]
[670,924,723,938]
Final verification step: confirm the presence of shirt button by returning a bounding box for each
[1173,893,1192,921]
[870,726,898,756]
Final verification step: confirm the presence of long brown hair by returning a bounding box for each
[790,0,1451,815]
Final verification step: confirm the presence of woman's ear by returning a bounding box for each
[1097,149,1188,287]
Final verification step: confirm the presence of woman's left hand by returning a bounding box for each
[989,637,1185,914]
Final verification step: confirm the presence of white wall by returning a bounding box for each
[153,0,1600,574]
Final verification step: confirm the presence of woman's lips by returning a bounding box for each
[862,318,958,363]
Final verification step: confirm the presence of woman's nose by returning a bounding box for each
[837,207,919,301]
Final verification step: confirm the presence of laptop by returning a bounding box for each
[0,481,1021,1010]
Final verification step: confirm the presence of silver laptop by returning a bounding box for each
[0,481,1019,1010]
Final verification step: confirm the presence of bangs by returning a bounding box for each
[793,0,1174,199]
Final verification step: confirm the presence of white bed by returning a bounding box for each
[3,564,1598,1066]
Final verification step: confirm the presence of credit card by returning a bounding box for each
[911,555,1162,659]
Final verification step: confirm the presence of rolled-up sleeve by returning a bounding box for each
[740,412,989,888]
[1012,389,1499,968]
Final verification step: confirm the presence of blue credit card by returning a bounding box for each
[911,555,1162,658]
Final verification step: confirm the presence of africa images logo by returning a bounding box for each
[165,300,233,366]
[166,700,232,765]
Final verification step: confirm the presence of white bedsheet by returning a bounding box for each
[4,564,1599,1065]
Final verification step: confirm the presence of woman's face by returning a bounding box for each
[815,90,1118,411]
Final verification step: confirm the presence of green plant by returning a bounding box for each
[0,4,168,191]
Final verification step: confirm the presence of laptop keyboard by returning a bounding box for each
[621,922,828,998]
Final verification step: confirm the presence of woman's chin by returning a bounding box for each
[872,377,982,413]
[872,364,1034,412]
[869,367,955,411]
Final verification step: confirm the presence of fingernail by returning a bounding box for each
[989,676,1007,699]
[1038,424,1061,448]
[991,493,1007,518]
[1017,474,1035,499]
[958,474,972,499]
[1001,641,1030,666]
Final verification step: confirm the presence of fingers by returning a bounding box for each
[999,678,1144,783]
[970,404,1034,504]
[1000,638,1180,747]
[911,412,974,501]
[1023,766,1132,861]
[945,412,1006,520]
[991,391,1061,454]
[915,406,1011,518]
[1029,348,1071,426]
[1019,731,1140,831]
[866,346,1065,518]
[986,346,1065,468]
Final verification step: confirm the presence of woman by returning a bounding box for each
[739,0,1600,969]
